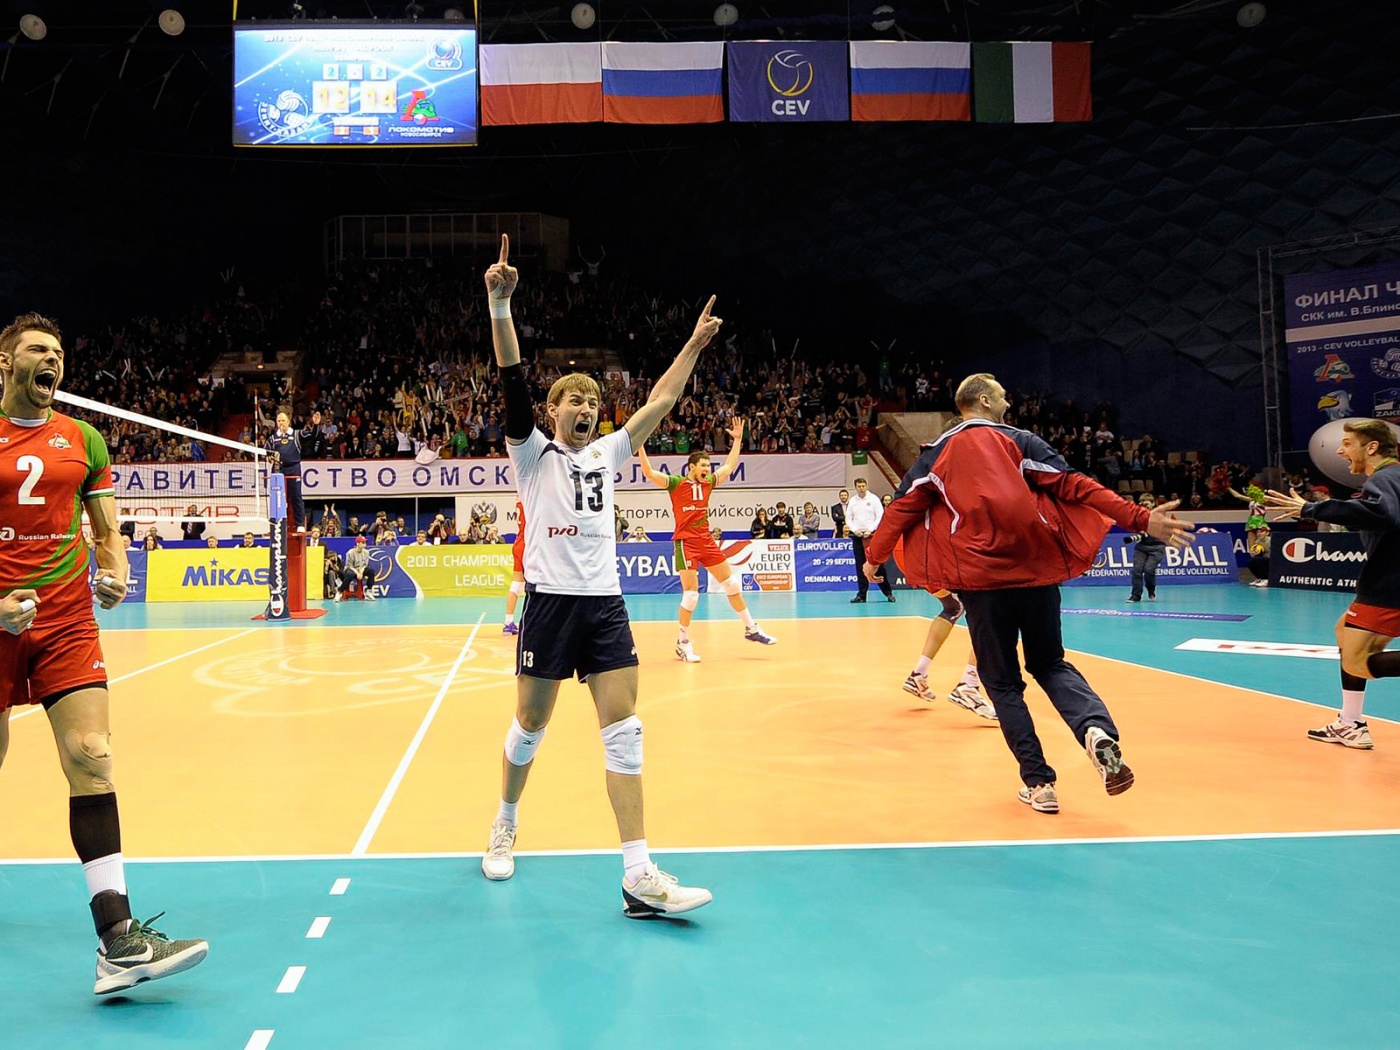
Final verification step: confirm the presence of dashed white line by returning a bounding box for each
[245,1030,276,1050]
[276,965,306,994]
[306,915,332,939]
[330,877,351,895]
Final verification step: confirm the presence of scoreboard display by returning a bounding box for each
[233,23,478,147]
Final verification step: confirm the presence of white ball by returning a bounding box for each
[1307,417,1400,487]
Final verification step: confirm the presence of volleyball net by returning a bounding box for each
[55,390,271,540]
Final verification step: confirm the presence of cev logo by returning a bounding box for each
[766,50,815,116]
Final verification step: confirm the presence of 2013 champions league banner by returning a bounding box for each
[1284,261,1400,447]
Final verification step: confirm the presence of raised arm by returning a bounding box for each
[636,446,672,489]
[712,416,745,485]
[624,295,722,452]
[483,236,533,445]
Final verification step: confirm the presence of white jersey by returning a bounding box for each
[509,427,634,595]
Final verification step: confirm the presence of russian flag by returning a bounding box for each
[602,42,724,124]
[849,42,971,122]
[481,43,602,125]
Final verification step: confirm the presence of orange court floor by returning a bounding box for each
[5,592,1399,862]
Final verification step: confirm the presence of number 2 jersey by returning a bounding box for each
[508,427,633,595]
[0,409,114,625]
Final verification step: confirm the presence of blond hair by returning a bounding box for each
[547,373,600,406]
[1343,419,1399,459]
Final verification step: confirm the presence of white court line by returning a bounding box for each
[7,826,1400,867]
[244,1031,275,1050]
[7,626,258,725]
[306,916,332,939]
[276,965,306,994]
[329,877,351,895]
[350,613,485,856]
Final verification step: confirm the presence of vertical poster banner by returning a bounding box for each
[727,41,850,122]
[265,473,289,620]
[1284,262,1400,449]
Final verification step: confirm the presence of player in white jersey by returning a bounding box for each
[479,236,720,918]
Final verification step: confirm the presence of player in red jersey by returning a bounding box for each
[637,417,776,661]
[0,313,208,995]
[503,499,525,635]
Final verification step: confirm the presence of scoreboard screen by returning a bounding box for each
[233,23,478,147]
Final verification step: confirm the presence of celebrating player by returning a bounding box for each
[636,424,776,662]
[1267,419,1400,750]
[0,313,208,994]
[479,237,717,917]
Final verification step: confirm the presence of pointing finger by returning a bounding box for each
[701,294,716,320]
[499,235,510,265]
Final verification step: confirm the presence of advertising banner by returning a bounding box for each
[1284,261,1400,447]
[1269,531,1366,592]
[703,537,796,592]
[615,542,684,594]
[727,41,850,122]
[1065,532,1237,587]
[396,544,514,598]
[111,455,848,503]
[265,473,289,620]
[147,548,277,603]
[794,538,860,591]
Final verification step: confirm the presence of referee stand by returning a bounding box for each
[255,472,325,622]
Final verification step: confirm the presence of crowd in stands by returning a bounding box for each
[48,254,1291,512]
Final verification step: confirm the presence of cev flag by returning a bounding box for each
[727,41,850,122]
[601,42,724,124]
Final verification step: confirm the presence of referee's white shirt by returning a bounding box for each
[509,428,634,595]
[846,492,884,536]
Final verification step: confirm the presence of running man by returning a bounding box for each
[636,423,776,662]
[479,237,716,917]
[1267,418,1400,750]
[0,312,208,994]
[503,499,525,636]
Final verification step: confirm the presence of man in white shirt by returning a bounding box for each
[847,477,893,603]
[479,237,720,918]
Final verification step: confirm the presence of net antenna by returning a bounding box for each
[55,390,271,538]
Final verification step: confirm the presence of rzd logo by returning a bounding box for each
[547,526,579,538]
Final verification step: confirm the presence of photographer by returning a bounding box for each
[1124,494,1166,602]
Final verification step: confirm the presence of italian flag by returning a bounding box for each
[972,41,1091,123]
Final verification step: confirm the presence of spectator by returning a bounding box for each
[797,501,821,538]
[414,530,431,546]
[338,536,377,601]
[241,531,256,548]
[831,488,850,538]
[769,502,795,539]
[180,506,205,542]
[324,548,344,599]
[206,536,219,549]
[614,505,629,542]
[750,507,770,539]
[142,532,162,551]
[627,526,651,543]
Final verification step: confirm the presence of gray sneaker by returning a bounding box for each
[1084,726,1134,796]
[94,914,209,995]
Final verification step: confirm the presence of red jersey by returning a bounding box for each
[666,473,716,540]
[515,500,526,539]
[0,409,113,625]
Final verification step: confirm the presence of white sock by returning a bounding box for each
[504,613,515,626]
[960,665,980,687]
[496,799,518,826]
[677,624,690,643]
[1341,689,1366,724]
[914,655,932,676]
[83,852,127,899]
[740,609,757,630]
[621,839,651,883]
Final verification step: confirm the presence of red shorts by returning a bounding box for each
[672,534,728,572]
[0,617,107,712]
[512,535,525,575]
[1344,601,1400,637]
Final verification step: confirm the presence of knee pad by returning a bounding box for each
[719,575,743,597]
[62,729,114,790]
[601,715,643,775]
[936,591,964,624]
[509,581,525,597]
[680,590,700,612]
[504,717,547,766]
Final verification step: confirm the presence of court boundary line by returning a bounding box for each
[7,626,259,724]
[6,826,1400,866]
[349,612,485,856]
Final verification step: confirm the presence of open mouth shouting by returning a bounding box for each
[31,365,60,401]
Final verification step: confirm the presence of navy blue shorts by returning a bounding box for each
[516,590,639,682]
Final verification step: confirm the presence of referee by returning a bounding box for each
[847,478,892,603]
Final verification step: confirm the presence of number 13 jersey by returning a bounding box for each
[508,428,633,595]
[0,409,114,625]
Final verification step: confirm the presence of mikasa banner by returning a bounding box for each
[110,455,847,500]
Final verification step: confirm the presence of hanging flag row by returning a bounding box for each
[479,40,1090,127]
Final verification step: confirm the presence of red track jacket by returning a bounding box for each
[866,418,1151,592]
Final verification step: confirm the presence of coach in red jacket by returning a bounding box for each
[865,373,1193,813]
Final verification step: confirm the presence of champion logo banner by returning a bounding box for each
[727,41,849,122]
[602,42,724,124]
